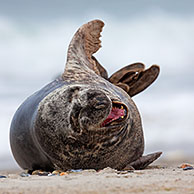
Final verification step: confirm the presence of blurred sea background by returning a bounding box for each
[0,0,194,170]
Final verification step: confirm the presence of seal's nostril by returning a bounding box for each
[95,101,109,109]
[95,96,107,101]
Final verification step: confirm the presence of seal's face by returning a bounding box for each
[70,88,128,131]
[36,84,130,139]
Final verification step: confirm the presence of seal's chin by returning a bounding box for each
[101,101,128,127]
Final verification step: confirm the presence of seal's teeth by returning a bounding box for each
[121,106,124,109]
[121,116,124,119]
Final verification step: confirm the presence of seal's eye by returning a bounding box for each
[101,101,128,127]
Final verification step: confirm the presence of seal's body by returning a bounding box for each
[10,20,161,171]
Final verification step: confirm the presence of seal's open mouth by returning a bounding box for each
[101,101,128,127]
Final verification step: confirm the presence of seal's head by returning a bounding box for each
[70,88,129,130]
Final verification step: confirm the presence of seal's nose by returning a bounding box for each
[88,91,111,110]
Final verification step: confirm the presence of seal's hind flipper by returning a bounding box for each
[65,20,105,76]
[109,64,160,97]
[124,152,162,170]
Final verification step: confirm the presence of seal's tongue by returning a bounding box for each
[101,107,125,127]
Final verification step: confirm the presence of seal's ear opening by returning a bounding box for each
[64,20,107,78]
[109,64,160,97]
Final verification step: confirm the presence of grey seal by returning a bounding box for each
[10,20,162,171]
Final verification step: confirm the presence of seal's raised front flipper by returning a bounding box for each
[64,20,107,78]
[109,64,160,97]
[124,152,162,170]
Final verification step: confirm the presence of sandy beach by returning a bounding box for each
[1,161,194,194]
